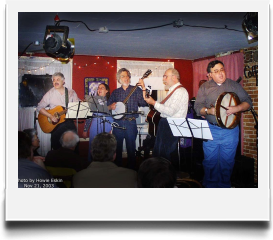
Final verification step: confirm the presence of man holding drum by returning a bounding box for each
[194,60,252,188]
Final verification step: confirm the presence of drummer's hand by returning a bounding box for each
[109,102,117,110]
[226,106,238,116]
[208,107,216,116]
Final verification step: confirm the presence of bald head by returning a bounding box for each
[60,131,79,150]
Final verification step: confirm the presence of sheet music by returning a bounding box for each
[167,118,213,140]
[66,102,92,119]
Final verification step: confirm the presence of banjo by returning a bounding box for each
[112,69,152,119]
[214,92,241,129]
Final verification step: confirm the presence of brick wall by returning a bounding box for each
[242,46,258,184]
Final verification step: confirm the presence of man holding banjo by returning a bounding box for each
[108,68,148,170]
[194,60,253,188]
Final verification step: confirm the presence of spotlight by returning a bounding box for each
[43,25,75,61]
[242,13,258,43]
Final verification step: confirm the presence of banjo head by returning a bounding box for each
[112,102,126,119]
[215,92,241,129]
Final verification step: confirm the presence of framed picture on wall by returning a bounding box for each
[84,77,109,96]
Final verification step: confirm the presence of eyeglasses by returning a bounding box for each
[210,68,225,74]
[163,75,173,78]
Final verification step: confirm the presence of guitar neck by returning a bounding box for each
[122,85,139,104]
[122,69,151,105]
[58,109,67,116]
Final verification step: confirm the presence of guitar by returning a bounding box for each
[38,106,67,133]
[146,84,184,137]
[112,69,152,119]
[146,108,161,137]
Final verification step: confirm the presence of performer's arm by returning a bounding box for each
[226,102,250,116]
[39,108,58,123]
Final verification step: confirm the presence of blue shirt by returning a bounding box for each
[18,158,58,188]
[108,85,148,118]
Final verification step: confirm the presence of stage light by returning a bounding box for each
[242,13,258,43]
[43,25,75,62]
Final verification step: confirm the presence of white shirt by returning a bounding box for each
[154,82,189,118]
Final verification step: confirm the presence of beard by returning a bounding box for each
[164,84,170,91]
[122,83,129,87]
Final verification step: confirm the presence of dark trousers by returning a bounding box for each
[51,120,78,151]
[152,118,180,170]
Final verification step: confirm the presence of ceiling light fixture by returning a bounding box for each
[43,25,75,62]
[99,26,109,33]
[18,40,41,59]
[242,12,258,43]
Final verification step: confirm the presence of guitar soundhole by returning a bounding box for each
[54,112,60,119]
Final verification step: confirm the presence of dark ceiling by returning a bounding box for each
[18,12,258,60]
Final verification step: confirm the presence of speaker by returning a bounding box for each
[231,155,255,188]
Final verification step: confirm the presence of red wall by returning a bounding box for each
[72,55,193,100]
[20,53,193,159]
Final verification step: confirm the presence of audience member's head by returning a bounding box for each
[18,131,32,159]
[23,128,40,151]
[91,133,117,162]
[60,131,79,150]
[137,157,177,188]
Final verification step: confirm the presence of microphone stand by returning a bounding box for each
[90,94,100,134]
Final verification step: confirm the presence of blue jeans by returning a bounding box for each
[202,123,239,188]
[112,119,137,169]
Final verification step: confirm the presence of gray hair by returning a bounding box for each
[52,72,65,81]
[116,68,131,84]
[91,133,117,162]
[60,131,79,149]
[23,128,38,142]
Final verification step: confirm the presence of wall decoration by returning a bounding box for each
[84,77,109,96]
[19,74,53,107]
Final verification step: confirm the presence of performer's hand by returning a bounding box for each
[137,78,145,89]
[82,131,88,139]
[50,114,58,123]
[208,107,216,116]
[226,106,238,116]
[109,102,117,110]
[144,95,156,106]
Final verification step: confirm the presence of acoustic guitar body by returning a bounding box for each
[38,106,66,133]
[146,108,161,137]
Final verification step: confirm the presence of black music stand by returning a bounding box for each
[167,117,213,176]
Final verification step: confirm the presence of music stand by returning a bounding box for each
[66,102,92,131]
[167,117,213,175]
